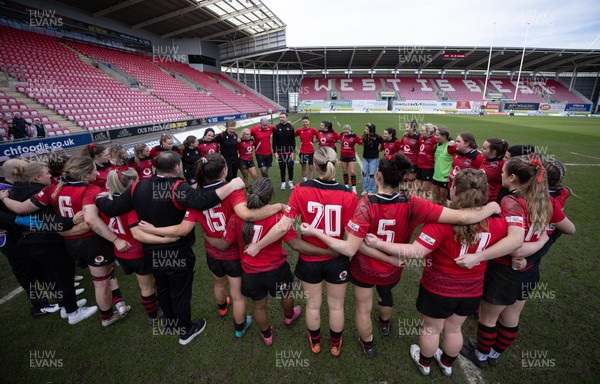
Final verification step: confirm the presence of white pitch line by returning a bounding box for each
[564,163,600,166]
[0,287,24,305]
[570,152,600,160]
[457,355,486,384]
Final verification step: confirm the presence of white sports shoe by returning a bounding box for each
[68,306,98,325]
[434,348,453,376]
[410,344,430,376]
[281,182,286,190]
[288,181,294,190]
[61,299,87,319]
[115,301,131,318]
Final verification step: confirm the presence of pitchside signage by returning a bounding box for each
[0,132,93,158]
[91,114,248,142]
[504,102,540,111]
[565,103,592,112]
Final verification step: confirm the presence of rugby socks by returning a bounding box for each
[100,308,113,320]
[379,317,390,330]
[441,352,458,367]
[330,329,342,348]
[141,294,158,316]
[493,322,519,354]
[343,173,349,186]
[351,175,357,187]
[476,322,497,357]
[419,352,433,368]
[309,328,321,345]
[112,289,123,305]
[260,327,272,339]
[361,336,374,350]
[234,319,247,332]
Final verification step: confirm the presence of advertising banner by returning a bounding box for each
[0,132,93,158]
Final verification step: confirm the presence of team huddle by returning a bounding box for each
[0,114,575,377]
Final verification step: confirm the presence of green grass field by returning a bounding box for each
[1,113,599,383]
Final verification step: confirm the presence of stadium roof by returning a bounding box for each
[221,46,600,74]
[54,0,286,41]
[52,0,600,74]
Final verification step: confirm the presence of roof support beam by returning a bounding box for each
[132,5,199,29]
[93,0,144,17]
[371,49,385,70]
[198,19,270,40]
[161,5,262,38]
[466,51,503,70]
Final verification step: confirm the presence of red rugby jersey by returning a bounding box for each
[448,149,484,183]
[401,134,420,165]
[417,135,437,169]
[295,127,319,154]
[223,212,296,274]
[184,183,245,260]
[285,179,358,262]
[339,133,363,158]
[129,157,153,180]
[250,125,275,155]
[493,194,565,270]
[417,215,507,298]
[102,209,143,259]
[346,193,444,285]
[317,130,340,150]
[237,139,255,161]
[380,139,403,157]
[482,158,505,203]
[92,162,113,192]
[31,181,99,239]
[198,140,219,158]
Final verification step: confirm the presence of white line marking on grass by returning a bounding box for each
[570,152,600,160]
[457,355,485,384]
[564,163,600,166]
[0,287,24,305]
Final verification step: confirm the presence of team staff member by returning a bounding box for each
[457,156,575,367]
[432,128,453,206]
[95,152,245,345]
[246,147,358,357]
[0,157,131,328]
[339,124,362,194]
[150,134,183,164]
[138,154,284,337]
[250,117,275,178]
[365,169,508,377]
[129,143,154,181]
[237,129,258,190]
[481,138,508,203]
[295,116,319,181]
[416,123,437,200]
[216,120,240,182]
[181,136,200,185]
[273,112,296,191]
[300,154,500,358]
[361,123,382,196]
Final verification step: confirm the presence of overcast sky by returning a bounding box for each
[263,0,600,49]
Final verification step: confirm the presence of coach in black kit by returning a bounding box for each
[273,112,296,190]
[96,151,245,345]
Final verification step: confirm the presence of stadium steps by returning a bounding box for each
[1,87,80,132]
[222,75,285,111]
[61,42,93,66]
